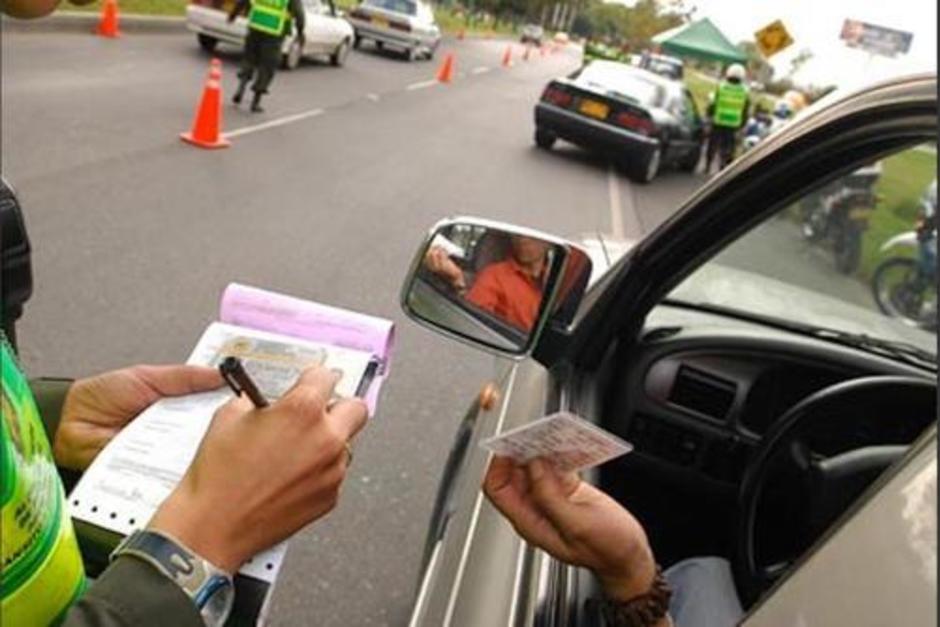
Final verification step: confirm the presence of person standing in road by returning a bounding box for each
[228,0,306,113]
[705,63,750,174]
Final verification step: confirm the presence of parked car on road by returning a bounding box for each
[534,60,704,183]
[347,0,441,61]
[402,72,937,627]
[639,52,684,80]
[520,23,544,46]
[185,0,354,68]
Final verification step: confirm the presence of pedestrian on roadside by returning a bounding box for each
[705,63,751,174]
[228,0,306,113]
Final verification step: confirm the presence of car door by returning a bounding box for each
[301,0,331,53]
[406,75,936,627]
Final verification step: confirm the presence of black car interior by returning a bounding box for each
[594,313,936,608]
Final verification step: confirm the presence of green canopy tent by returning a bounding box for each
[652,18,747,66]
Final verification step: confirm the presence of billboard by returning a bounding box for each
[840,19,913,57]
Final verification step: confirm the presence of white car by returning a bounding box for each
[346,0,441,61]
[185,0,355,69]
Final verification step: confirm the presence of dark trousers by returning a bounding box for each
[238,29,283,95]
[706,126,738,172]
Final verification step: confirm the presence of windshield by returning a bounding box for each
[574,63,666,107]
[668,144,937,357]
[364,0,416,15]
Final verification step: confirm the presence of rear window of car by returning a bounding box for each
[574,64,666,107]
[365,0,416,15]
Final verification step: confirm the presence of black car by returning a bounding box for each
[534,61,704,183]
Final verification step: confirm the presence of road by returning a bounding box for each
[2,28,707,626]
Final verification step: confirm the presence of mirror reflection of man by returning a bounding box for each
[425,235,550,332]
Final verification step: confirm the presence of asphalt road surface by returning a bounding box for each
[2,28,706,626]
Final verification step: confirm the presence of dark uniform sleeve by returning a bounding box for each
[289,0,305,35]
[62,556,203,627]
[229,0,249,20]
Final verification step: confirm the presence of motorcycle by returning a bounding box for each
[800,163,881,274]
[872,215,937,332]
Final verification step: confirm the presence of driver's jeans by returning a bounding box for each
[664,557,744,627]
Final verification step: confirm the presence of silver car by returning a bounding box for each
[347,0,441,61]
[401,73,937,626]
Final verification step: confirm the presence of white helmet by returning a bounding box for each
[725,63,746,81]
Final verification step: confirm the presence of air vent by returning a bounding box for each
[669,365,736,421]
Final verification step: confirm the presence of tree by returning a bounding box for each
[737,40,774,85]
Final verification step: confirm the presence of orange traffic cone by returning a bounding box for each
[436,52,455,83]
[180,59,230,149]
[523,45,531,61]
[501,45,512,68]
[96,0,120,38]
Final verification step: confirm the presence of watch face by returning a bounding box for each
[200,576,235,627]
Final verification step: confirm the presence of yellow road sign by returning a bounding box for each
[755,19,794,57]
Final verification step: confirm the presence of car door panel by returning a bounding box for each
[410,360,556,626]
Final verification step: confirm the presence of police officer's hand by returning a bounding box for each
[484,456,657,603]
[54,365,223,471]
[149,366,368,573]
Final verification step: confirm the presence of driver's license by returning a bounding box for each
[481,412,632,472]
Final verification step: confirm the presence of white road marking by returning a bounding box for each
[224,108,325,139]
[471,66,491,75]
[607,165,643,238]
[406,79,438,91]
[365,93,380,102]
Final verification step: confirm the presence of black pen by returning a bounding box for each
[219,356,269,408]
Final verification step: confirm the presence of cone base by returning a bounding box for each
[180,132,231,149]
[96,29,121,37]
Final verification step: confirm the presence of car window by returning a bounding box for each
[364,0,416,15]
[573,63,666,107]
[683,90,699,122]
[667,144,938,355]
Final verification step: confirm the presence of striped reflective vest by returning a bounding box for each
[248,0,291,36]
[713,81,748,128]
[1,337,86,626]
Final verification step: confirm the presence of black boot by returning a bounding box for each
[250,92,265,113]
[232,80,248,105]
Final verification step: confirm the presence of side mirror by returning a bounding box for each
[400,217,592,357]
[0,178,33,349]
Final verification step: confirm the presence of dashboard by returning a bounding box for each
[604,308,937,487]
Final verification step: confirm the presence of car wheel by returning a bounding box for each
[331,38,350,66]
[628,146,661,183]
[197,34,218,53]
[406,46,419,61]
[424,43,437,61]
[282,39,302,70]
[375,40,384,51]
[535,128,556,150]
[353,33,362,49]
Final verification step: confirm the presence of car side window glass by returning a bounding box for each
[667,144,938,351]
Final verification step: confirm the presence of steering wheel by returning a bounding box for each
[735,375,936,607]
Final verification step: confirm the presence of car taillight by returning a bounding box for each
[542,86,572,108]
[614,111,655,136]
[389,21,412,31]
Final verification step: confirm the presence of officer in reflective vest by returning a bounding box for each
[229,0,306,112]
[705,63,750,174]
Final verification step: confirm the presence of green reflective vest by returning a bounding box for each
[1,338,86,626]
[248,0,291,37]
[713,81,748,128]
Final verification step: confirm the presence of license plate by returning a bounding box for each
[579,99,609,120]
[372,16,389,28]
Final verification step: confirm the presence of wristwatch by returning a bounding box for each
[111,529,235,626]
[593,566,673,627]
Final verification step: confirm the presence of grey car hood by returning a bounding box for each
[671,263,936,351]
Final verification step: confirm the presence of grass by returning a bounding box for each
[859,148,936,279]
[66,0,186,15]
